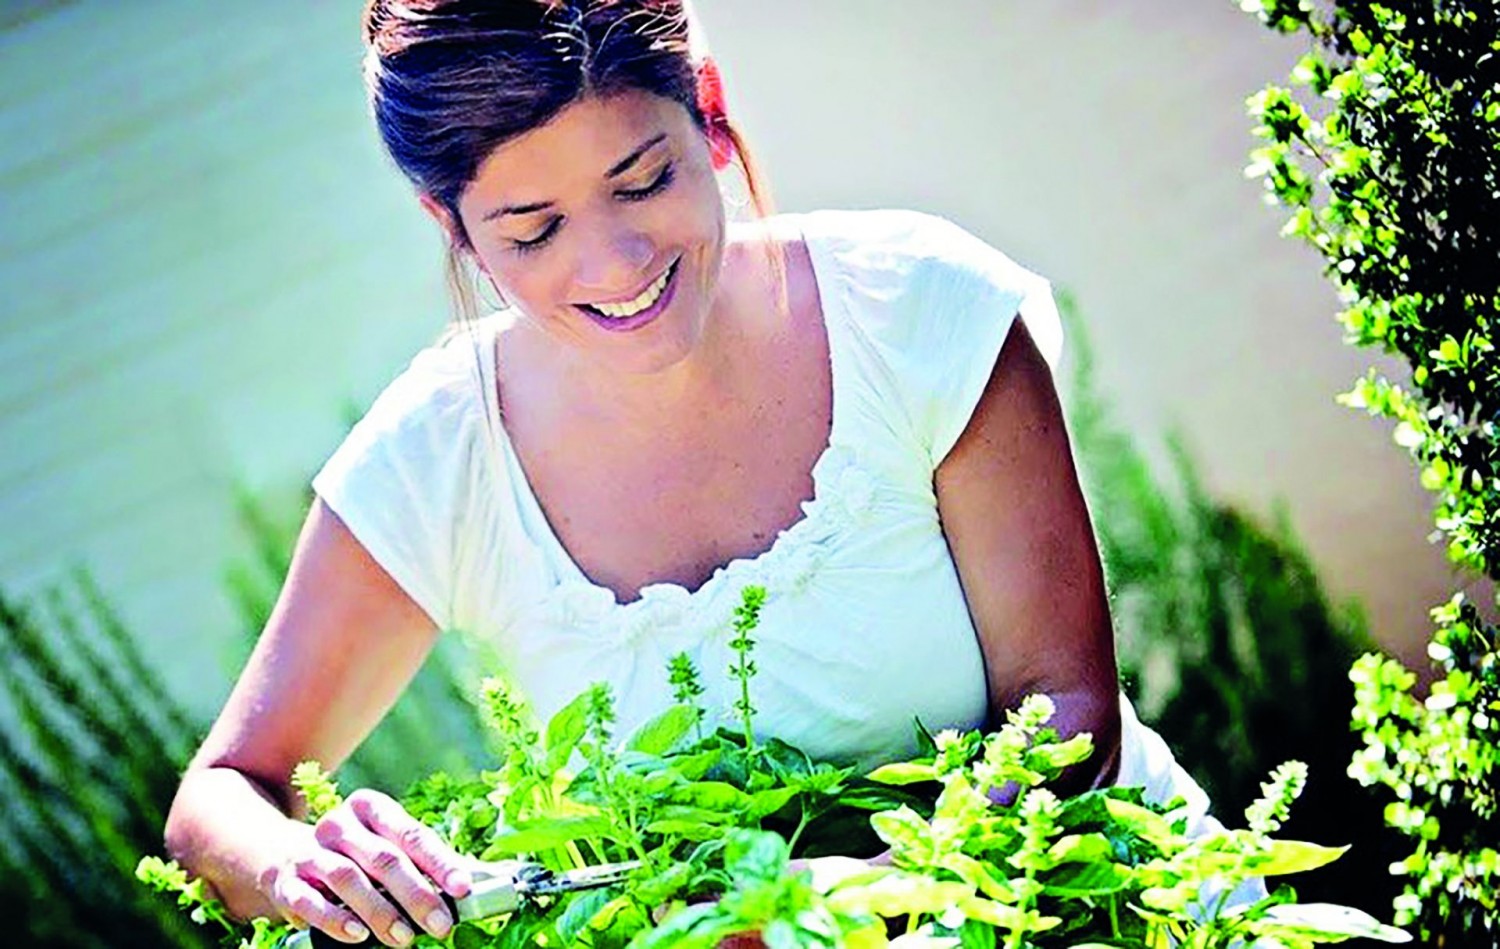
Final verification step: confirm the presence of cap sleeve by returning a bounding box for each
[905,213,1064,467]
[806,209,1064,472]
[310,341,484,630]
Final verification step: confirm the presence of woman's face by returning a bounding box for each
[450,90,729,376]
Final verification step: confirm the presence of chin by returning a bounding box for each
[611,321,706,376]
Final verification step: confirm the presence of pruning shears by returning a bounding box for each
[283,859,642,948]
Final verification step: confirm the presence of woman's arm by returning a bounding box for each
[934,317,1121,797]
[165,497,472,944]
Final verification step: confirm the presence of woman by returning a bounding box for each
[164,2,1228,946]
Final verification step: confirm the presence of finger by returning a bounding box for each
[350,788,473,898]
[317,813,451,941]
[271,871,373,945]
[306,848,412,947]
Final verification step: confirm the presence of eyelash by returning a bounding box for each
[511,163,677,256]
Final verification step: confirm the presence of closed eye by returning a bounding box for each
[617,162,676,201]
[511,217,561,254]
[508,163,675,255]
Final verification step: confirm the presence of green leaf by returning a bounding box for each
[725,828,791,884]
[1026,733,1094,771]
[545,692,592,772]
[1041,860,1133,897]
[747,786,800,820]
[761,918,803,949]
[955,896,1060,933]
[826,872,975,918]
[483,815,614,855]
[626,704,700,756]
[643,818,726,841]
[641,768,681,797]
[672,781,752,812]
[955,919,997,949]
[1102,799,1176,850]
[631,860,695,904]
[584,895,651,949]
[628,901,723,948]
[937,853,1017,902]
[1046,832,1113,865]
[805,855,881,893]
[668,748,723,780]
[1255,903,1412,942]
[650,803,740,825]
[451,921,492,949]
[867,761,940,785]
[555,888,617,945]
[870,806,931,852]
[1252,839,1350,876]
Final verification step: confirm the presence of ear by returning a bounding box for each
[695,57,735,171]
[417,191,465,248]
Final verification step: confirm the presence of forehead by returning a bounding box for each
[462,91,690,210]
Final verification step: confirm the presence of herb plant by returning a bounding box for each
[1239,0,1500,940]
[140,585,1410,948]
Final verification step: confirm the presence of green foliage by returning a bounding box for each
[289,761,344,822]
[144,588,1410,949]
[1,445,491,946]
[729,585,768,760]
[1241,0,1500,940]
[1060,296,1402,915]
[0,570,214,948]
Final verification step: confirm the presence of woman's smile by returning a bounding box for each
[574,255,682,332]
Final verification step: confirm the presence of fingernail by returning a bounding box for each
[425,908,453,935]
[445,869,472,896]
[390,921,415,946]
[343,920,370,940]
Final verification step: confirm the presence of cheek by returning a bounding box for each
[484,252,565,310]
[666,157,726,237]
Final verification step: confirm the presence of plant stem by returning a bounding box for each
[786,809,812,855]
[565,841,587,869]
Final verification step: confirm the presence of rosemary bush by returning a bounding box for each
[0,570,211,949]
[2,476,488,947]
[1240,0,1500,940]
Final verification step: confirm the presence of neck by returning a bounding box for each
[521,232,782,430]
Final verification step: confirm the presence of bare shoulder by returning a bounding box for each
[724,214,824,340]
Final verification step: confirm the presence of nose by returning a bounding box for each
[572,218,656,298]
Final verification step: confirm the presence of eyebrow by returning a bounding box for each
[481,132,670,222]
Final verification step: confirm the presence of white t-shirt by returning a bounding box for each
[312,208,1227,835]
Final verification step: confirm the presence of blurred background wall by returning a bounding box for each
[0,0,1485,721]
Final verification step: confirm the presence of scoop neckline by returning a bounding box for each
[477,211,848,608]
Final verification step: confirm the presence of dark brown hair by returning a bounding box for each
[359,0,777,325]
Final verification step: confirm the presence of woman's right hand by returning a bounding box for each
[258,788,475,947]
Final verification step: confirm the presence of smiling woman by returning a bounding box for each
[429,91,731,370]
[161,2,1252,947]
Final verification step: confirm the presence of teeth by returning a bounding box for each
[592,262,673,319]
